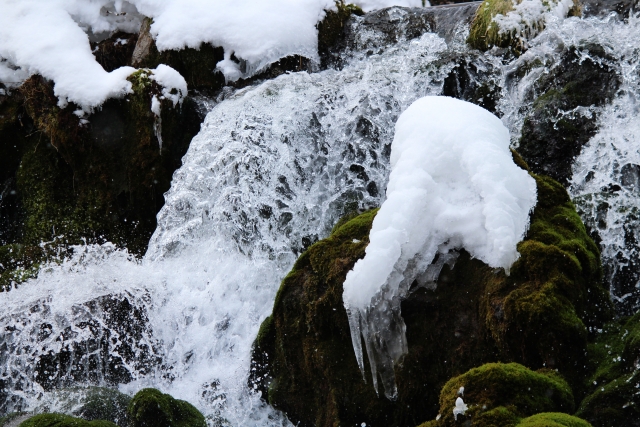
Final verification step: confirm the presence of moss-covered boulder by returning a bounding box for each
[430,363,574,426]
[516,412,592,427]
[517,45,620,185]
[251,156,612,427]
[18,414,116,427]
[576,312,640,426]
[127,388,206,427]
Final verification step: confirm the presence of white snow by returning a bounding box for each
[343,96,537,398]
[453,397,468,420]
[149,64,188,107]
[0,0,428,107]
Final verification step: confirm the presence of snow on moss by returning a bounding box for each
[342,96,537,399]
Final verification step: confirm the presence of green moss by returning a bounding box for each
[516,412,592,427]
[436,363,574,426]
[467,0,515,52]
[127,388,206,427]
[18,413,117,427]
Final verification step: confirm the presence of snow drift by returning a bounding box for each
[342,96,537,399]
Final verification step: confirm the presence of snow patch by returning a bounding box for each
[453,397,468,420]
[0,0,427,106]
[343,96,537,399]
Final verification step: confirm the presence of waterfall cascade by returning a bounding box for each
[1,2,640,425]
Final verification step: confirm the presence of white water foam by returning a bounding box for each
[0,27,458,424]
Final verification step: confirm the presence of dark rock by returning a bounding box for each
[127,388,206,427]
[250,162,612,427]
[581,0,640,18]
[441,54,500,114]
[91,32,138,73]
[518,45,621,184]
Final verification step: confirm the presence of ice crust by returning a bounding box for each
[0,0,425,107]
[343,96,537,399]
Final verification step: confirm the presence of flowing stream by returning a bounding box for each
[1,5,640,425]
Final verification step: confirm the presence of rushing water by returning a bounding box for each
[2,5,640,425]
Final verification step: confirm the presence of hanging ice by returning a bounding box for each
[342,96,537,399]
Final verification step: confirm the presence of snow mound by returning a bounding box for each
[342,96,537,399]
[0,0,426,108]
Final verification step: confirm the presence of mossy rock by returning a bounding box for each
[576,312,640,426]
[69,387,131,426]
[251,157,611,427]
[516,412,592,427]
[18,414,117,427]
[434,363,574,426]
[127,388,206,427]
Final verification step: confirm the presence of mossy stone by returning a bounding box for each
[18,413,117,427]
[70,387,131,426]
[317,1,364,68]
[127,388,206,427]
[435,363,574,426]
[516,412,592,427]
[252,158,611,427]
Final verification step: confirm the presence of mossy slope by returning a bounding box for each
[251,157,612,427]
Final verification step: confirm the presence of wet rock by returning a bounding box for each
[324,3,479,67]
[32,294,160,391]
[441,54,500,114]
[581,0,640,18]
[517,44,621,184]
[70,387,131,426]
[127,388,206,427]
[250,160,612,427]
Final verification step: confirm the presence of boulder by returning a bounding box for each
[250,156,612,426]
[17,413,116,427]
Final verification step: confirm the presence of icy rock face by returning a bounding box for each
[342,96,537,399]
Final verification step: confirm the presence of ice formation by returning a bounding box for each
[343,96,537,399]
[453,397,468,420]
[0,0,426,108]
